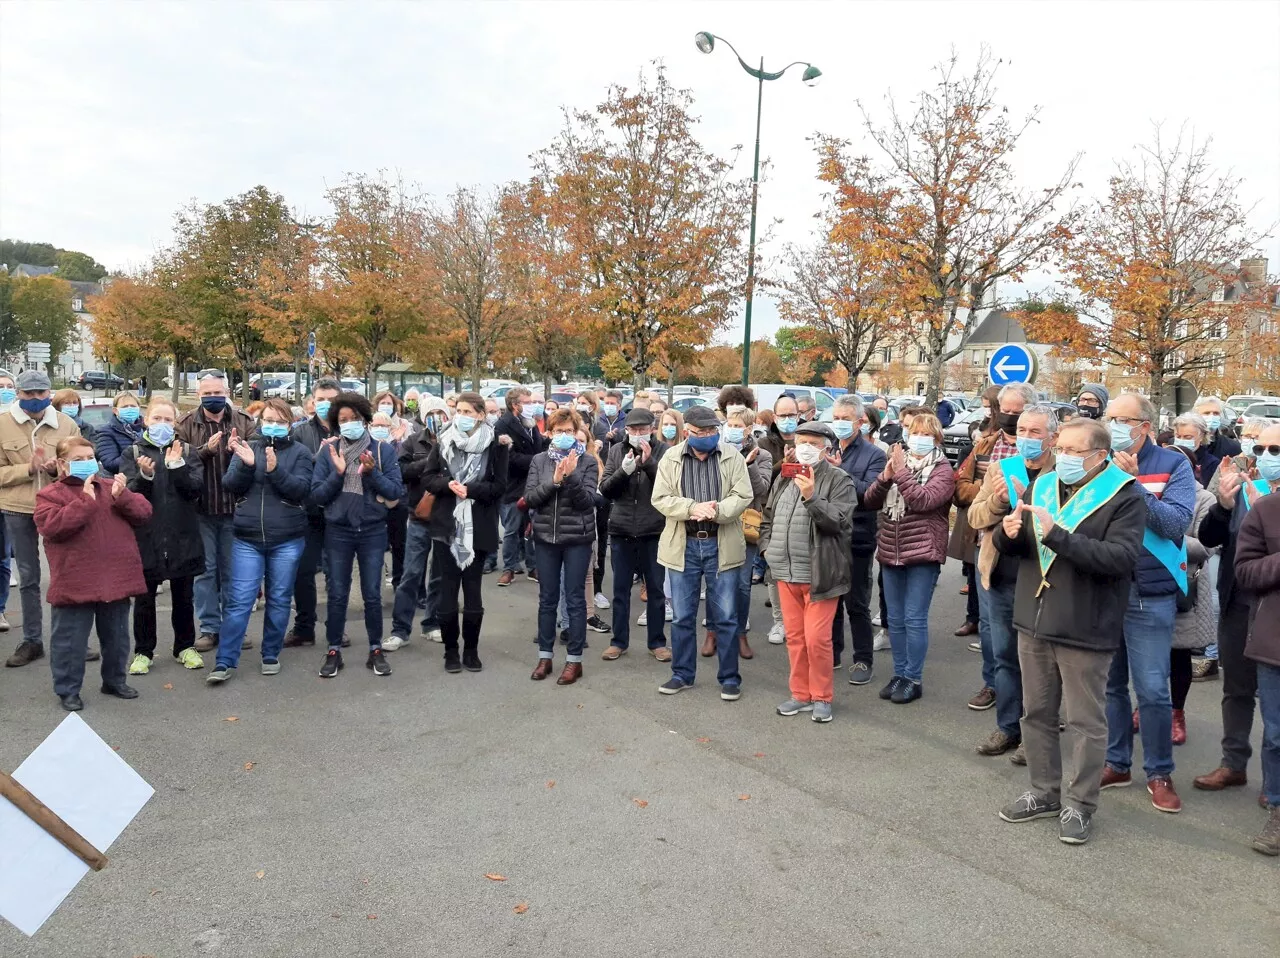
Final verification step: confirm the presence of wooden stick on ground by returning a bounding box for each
[0,770,108,871]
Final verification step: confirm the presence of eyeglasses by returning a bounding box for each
[1104,416,1147,427]
[1250,445,1280,457]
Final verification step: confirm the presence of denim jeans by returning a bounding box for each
[500,500,535,573]
[978,577,1021,738]
[325,524,388,650]
[668,537,740,687]
[194,514,235,635]
[752,551,768,579]
[50,599,130,697]
[1257,662,1280,807]
[216,536,305,670]
[0,515,9,614]
[610,535,666,651]
[536,541,591,659]
[880,562,941,684]
[3,511,42,646]
[734,543,759,640]
[1106,592,1176,778]
[391,519,433,638]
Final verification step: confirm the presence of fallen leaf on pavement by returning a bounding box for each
[753,752,766,758]
[604,745,616,754]
[224,716,238,723]
[330,913,340,919]
[163,683,173,690]
[255,870,265,879]
[513,903,529,914]
[366,914,377,920]
[738,794,751,801]
[576,703,583,710]
[149,889,160,896]
[244,762,255,771]
[696,737,711,743]
[546,780,555,788]
[484,873,507,882]
[633,798,649,808]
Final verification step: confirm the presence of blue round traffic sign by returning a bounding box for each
[988,343,1037,386]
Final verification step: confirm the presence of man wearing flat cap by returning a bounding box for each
[0,370,82,667]
[651,404,753,700]
[599,407,673,663]
[758,421,856,723]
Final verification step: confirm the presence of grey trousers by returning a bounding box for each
[1018,631,1111,814]
[51,600,130,697]
[3,511,43,646]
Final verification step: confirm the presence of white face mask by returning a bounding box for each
[794,443,824,466]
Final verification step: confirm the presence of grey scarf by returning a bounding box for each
[340,433,371,495]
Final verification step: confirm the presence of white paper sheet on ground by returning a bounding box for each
[0,713,153,936]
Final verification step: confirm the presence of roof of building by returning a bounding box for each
[965,308,1028,345]
[9,263,58,278]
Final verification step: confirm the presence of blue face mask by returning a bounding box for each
[454,415,477,434]
[146,422,175,447]
[688,433,720,454]
[118,406,141,423]
[723,426,744,446]
[68,459,99,481]
[1204,415,1221,431]
[1108,420,1136,452]
[907,435,935,456]
[859,423,871,436]
[831,420,855,440]
[777,417,798,435]
[1016,436,1043,461]
[1172,437,1197,451]
[1259,453,1280,483]
[662,424,677,441]
[339,421,366,441]
[261,422,289,440]
[369,426,390,442]
[315,400,332,420]
[1055,453,1090,486]
[200,396,227,414]
[486,414,499,427]
[19,397,51,416]
[551,433,577,450]
[62,404,79,418]
[603,403,618,417]
[523,403,544,421]
[0,388,14,405]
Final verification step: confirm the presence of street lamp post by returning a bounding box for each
[694,31,820,386]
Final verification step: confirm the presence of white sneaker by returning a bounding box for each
[252,595,263,612]
[427,628,443,643]
[744,618,751,632]
[768,624,785,645]
[383,635,408,652]
[594,592,610,610]
[664,601,673,622]
[873,629,890,651]
[701,616,706,627]
[872,615,883,627]
[637,609,648,626]
[700,586,706,599]
[9,569,16,587]
[156,580,168,595]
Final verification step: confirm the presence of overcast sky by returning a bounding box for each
[2,0,1277,343]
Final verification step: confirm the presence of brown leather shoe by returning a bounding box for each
[738,634,753,660]
[1100,766,1133,789]
[639,582,648,603]
[1147,776,1181,813]
[954,621,979,637]
[967,686,996,710]
[1009,743,1027,766]
[975,730,1019,756]
[194,633,219,652]
[650,646,672,663]
[1192,766,1248,790]
[497,570,515,587]
[531,658,554,681]
[701,631,717,657]
[283,629,315,648]
[4,641,44,668]
[556,662,583,685]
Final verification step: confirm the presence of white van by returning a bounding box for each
[747,383,836,419]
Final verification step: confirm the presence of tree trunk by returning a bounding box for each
[1149,366,1164,418]
[924,351,946,408]
[543,372,552,397]
[666,364,676,405]
[171,351,182,403]
[241,364,251,403]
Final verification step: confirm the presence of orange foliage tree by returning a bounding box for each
[88,269,201,401]
[531,65,752,388]
[825,49,1080,406]
[1026,128,1267,408]
[693,345,742,387]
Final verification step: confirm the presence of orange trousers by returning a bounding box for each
[777,582,838,704]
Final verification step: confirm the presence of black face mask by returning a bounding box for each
[1075,405,1100,420]
[996,411,1021,435]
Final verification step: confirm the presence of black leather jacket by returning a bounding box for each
[524,451,598,546]
[600,438,669,538]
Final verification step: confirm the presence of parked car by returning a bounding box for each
[748,384,835,420]
[77,397,116,431]
[75,370,126,391]
[941,408,986,465]
[1241,402,1280,421]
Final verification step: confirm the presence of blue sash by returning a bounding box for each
[1030,464,1133,587]
[1242,479,1272,512]
[998,456,1030,506]
[1141,528,1188,595]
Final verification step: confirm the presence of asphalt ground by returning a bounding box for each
[1,560,1277,957]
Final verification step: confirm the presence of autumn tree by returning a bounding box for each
[827,49,1080,406]
[88,270,202,401]
[10,275,79,361]
[532,65,752,388]
[692,345,741,387]
[599,350,634,385]
[0,272,23,358]
[1026,128,1267,408]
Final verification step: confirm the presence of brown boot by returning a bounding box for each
[531,658,554,681]
[556,662,583,686]
[738,634,753,660]
[1253,806,1280,856]
[701,631,717,657]
[1193,766,1247,790]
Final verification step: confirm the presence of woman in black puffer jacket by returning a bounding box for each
[205,398,315,683]
[525,407,597,686]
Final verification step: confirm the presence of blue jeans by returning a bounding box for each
[752,551,768,579]
[0,517,9,614]
[735,543,758,639]
[325,524,388,650]
[977,594,997,690]
[1106,592,1176,778]
[881,563,941,684]
[195,514,235,635]
[391,519,432,637]
[500,500,534,573]
[668,537,740,687]
[978,576,1021,738]
[610,535,666,651]
[1258,662,1280,807]
[215,537,305,670]
[536,541,591,659]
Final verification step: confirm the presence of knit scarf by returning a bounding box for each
[437,422,494,570]
[340,433,371,495]
[882,447,943,523]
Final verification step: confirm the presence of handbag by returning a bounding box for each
[413,491,435,521]
[741,507,762,544]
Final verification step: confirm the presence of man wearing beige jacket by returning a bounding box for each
[0,370,81,667]
[967,402,1059,759]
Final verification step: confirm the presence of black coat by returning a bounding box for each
[1200,494,1248,609]
[524,451,598,546]
[119,439,206,580]
[993,473,1145,652]
[94,416,144,475]
[398,429,436,514]
[291,415,333,516]
[223,438,315,545]
[600,438,669,538]
[493,411,545,502]
[836,435,888,554]
[421,436,509,553]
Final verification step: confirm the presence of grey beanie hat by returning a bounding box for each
[1077,383,1110,407]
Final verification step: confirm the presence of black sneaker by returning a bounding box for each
[319,649,343,678]
[1058,806,1092,844]
[587,615,611,633]
[444,649,462,673]
[658,677,691,695]
[367,649,392,676]
[720,682,741,701]
[462,651,483,672]
[999,791,1062,823]
[891,681,923,704]
[879,676,904,700]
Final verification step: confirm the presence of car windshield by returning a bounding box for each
[79,405,114,427]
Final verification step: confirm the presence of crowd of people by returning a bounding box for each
[0,368,1276,856]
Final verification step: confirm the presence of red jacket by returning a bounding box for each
[34,476,152,606]
[862,458,956,567]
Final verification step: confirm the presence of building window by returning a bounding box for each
[971,350,981,365]
[916,347,927,364]
[915,381,925,395]
[882,348,892,364]
[72,298,82,312]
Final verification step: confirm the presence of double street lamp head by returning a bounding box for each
[693,31,820,86]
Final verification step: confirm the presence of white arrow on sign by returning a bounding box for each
[994,355,1027,378]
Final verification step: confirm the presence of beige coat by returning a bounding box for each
[967,450,1056,589]
[0,406,82,514]
[652,441,753,572]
